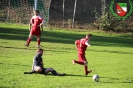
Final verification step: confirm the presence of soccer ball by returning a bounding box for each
[92,74,100,82]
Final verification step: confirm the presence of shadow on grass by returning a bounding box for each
[0,27,133,48]
[40,73,91,77]
[89,48,133,55]
[0,45,36,50]
[24,72,91,77]
[64,73,91,77]
[0,62,30,67]
[100,77,133,84]
[0,45,71,53]
[101,81,133,84]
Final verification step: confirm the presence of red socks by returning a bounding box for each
[26,38,31,45]
[74,60,89,75]
[84,66,88,75]
[26,38,41,46]
[37,39,41,45]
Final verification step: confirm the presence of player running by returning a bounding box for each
[25,10,44,48]
[72,34,92,76]
[24,48,66,76]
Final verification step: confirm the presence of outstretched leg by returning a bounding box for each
[44,68,66,76]
[72,60,84,65]
[84,61,92,75]
[72,54,92,76]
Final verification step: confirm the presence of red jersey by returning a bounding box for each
[75,38,88,55]
[30,15,44,30]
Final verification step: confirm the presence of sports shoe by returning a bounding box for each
[85,70,92,76]
[36,45,41,48]
[72,60,75,65]
[24,44,29,47]
[24,70,35,74]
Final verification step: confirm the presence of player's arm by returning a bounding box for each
[40,23,43,32]
[29,23,32,31]
[41,62,44,67]
[75,40,79,50]
[85,40,91,47]
[32,58,35,71]
[40,19,45,32]
[29,17,34,31]
[40,58,44,67]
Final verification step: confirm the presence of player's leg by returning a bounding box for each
[34,66,42,72]
[25,33,33,46]
[35,28,41,48]
[82,56,92,75]
[44,67,66,76]
[72,60,84,65]
[84,63,92,75]
[74,54,92,75]
[45,68,58,75]
[24,65,42,74]
[72,54,84,65]
[37,35,41,48]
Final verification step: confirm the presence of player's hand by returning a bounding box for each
[88,44,91,47]
[40,23,43,26]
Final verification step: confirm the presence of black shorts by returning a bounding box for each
[40,67,47,74]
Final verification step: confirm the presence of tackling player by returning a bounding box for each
[72,34,92,76]
[24,48,66,76]
[25,10,44,48]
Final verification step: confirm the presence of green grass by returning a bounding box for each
[0,23,133,88]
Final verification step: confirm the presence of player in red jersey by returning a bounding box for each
[72,34,92,76]
[25,10,44,48]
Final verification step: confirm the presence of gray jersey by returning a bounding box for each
[33,54,43,67]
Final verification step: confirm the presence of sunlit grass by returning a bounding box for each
[0,23,133,88]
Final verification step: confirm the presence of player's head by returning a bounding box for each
[34,10,40,16]
[36,48,43,55]
[86,34,92,39]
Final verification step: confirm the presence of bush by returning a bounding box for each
[94,12,133,33]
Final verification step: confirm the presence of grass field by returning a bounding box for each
[0,23,133,88]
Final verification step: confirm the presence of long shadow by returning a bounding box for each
[0,45,34,50]
[0,62,30,67]
[24,73,91,77]
[64,73,91,77]
[0,27,133,48]
[45,73,88,77]
[0,45,71,53]
[89,49,133,55]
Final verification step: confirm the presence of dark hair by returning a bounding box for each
[86,34,92,37]
[36,48,43,53]
[35,10,40,13]
[38,48,43,51]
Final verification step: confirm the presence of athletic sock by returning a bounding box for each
[37,39,41,45]
[26,38,31,45]
[74,60,84,65]
[51,70,58,75]
[84,66,88,75]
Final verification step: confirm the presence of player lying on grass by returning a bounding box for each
[72,34,92,76]
[24,48,66,76]
[25,10,44,48]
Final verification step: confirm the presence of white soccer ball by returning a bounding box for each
[92,74,100,82]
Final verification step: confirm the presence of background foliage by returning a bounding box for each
[0,0,133,32]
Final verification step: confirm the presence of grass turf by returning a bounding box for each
[0,23,133,88]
